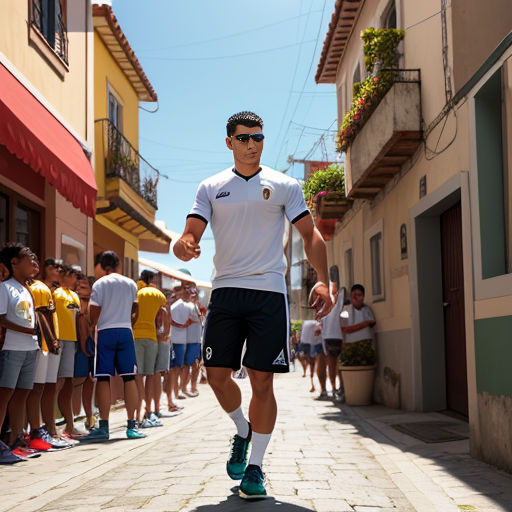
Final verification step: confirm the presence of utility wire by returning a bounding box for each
[144,39,316,61]
[138,10,322,52]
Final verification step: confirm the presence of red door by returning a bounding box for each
[441,202,468,417]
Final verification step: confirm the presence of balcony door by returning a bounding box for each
[108,86,123,132]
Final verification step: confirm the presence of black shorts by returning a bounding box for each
[324,338,342,357]
[202,287,290,373]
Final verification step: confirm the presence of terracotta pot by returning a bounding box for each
[340,365,376,406]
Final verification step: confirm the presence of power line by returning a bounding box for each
[274,0,328,167]
[273,0,316,167]
[138,10,322,52]
[144,39,316,61]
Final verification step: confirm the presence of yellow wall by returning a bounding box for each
[0,1,90,141]
[94,30,140,197]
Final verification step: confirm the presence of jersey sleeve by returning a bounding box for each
[131,281,138,303]
[90,281,102,307]
[284,180,309,224]
[187,181,212,225]
[0,283,8,315]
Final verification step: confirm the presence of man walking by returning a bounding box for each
[81,251,145,442]
[133,270,166,427]
[184,287,203,397]
[174,111,332,499]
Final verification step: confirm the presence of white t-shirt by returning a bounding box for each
[170,299,194,344]
[340,304,375,344]
[188,166,309,294]
[300,320,320,344]
[186,304,202,344]
[322,293,343,340]
[90,273,137,331]
[0,278,39,351]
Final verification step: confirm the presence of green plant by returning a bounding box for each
[291,320,303,334]
[336,28,404,152]
[302,164,345,200]
[341,340,376,366]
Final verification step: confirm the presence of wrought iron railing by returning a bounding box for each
[31,0,69,64]
[96,119,160,209]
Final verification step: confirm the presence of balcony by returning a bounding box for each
[345,70,422,199]
[96,118,159,209]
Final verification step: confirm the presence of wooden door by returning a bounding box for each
[441,202,468,417]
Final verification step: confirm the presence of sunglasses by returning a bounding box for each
[232,133,264,143]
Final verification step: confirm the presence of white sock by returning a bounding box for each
[248,432,272,468]
[227,406,250,439]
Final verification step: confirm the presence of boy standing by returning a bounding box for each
[81,251,145,442]
[341,284,376,348]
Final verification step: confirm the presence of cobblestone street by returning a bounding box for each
[2,370,512,512]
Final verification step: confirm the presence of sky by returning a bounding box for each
[112,0,340,282]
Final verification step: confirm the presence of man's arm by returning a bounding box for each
[131,302,139,326]
[173,217,207,261]
[341,321,374,334]
[36,308,59,354]
[0,315,36,335]
[293,214,332,319]
[89,305,101,330]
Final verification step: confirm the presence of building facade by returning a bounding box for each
[0,0,97,270]
[316,0,512,470]
[92,2,170,279]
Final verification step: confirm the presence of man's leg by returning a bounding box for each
[246,369,275,468]
[327,354,338,392]
[0,388,15,432]
[26,383,44,431]
[144,375,153,416]
[96,379,111,420]
[57,378,74,433]
[190,361,200,394]
[135,374,145,422]
[315,352,327,397]
[41,383,57,435]
[206,367,243,414]
[153,372,163,413]
[8,388,31,445]
[123,376,138,421]
[82,376,94,428]
[309,356,316,392]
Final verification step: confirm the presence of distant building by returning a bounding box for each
[92,2,171,279]
[316,0,512,471]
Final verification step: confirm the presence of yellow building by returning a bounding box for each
[0,0,96,270]
[92,2,170,278]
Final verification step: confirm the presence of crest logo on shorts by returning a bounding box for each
[205,346,213,360]
[272,349,287,366]
[262,187,271,200]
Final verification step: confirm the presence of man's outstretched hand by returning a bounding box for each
[175,238,201,261]
[309,281,333,320]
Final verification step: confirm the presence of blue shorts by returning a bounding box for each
[185,343,201,366]
[74,338,95,378]
[170,343,186,368]
[95,328,137,377]
[298,343,311,356]
[311,344,325,357]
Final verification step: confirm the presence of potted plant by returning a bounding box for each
[340,340,376,406]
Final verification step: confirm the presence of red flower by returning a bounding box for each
[374,76,379,83]
[354,113,360,120]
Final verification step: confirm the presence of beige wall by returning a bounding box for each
[451,0,512,93]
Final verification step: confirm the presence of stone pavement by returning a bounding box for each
[2,369,512,512]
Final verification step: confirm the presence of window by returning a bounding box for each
[344,248,354,290]
[353,65,361,85]
[382,1,397,29]
[15,205,40,254]
[108,86,123,132]
[370,233,383,296]
[0,194,8,247]
[30,0,68,64]
[367,220,385,301]
[61,234,86,270]
[124,257,130,278]
[475,64,512,278]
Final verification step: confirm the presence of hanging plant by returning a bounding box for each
[336,28,404,152]
[302,164,345,200]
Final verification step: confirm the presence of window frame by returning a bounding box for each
[28,0,69,75]
[107,82,124,133]
[366,219,385,302]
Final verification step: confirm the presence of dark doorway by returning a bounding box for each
[440,201,468,417]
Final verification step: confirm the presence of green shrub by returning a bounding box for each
[302,164,345,200]
[291,320,303,334]
[341,340,376,366]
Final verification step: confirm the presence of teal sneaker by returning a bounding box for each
[226,426,251,480]
[126,426,146,440]
[239,464,269,500]
[79,427,109,443]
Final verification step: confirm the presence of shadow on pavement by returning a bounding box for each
[192,487,314,512]
[319,402,512,511]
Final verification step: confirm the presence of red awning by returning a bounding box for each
[0,64,96,217]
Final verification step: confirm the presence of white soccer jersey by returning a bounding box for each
[188,165,309,294]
